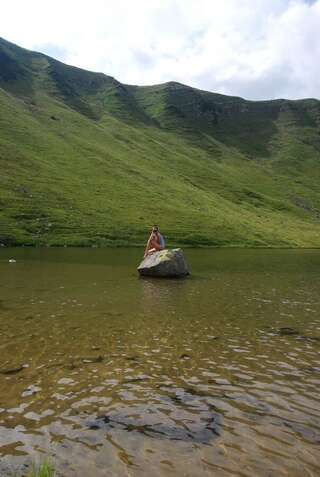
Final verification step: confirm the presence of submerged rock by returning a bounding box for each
[278,327,300,336]
[81,355,104,364]
[88,393,222,444]
[0,364,28,375]
[137,248,189,278]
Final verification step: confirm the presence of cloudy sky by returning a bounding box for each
[1,0,319,100]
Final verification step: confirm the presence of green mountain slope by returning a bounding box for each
[0,37,320,247]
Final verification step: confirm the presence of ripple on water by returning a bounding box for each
[0,248,320,476]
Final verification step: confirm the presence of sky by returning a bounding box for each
[1,0,319,100]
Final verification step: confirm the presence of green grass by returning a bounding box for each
[28,462,55,477]
[11,461,55,477]
[0,36,320,247]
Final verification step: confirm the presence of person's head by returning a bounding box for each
[152,225,159,234]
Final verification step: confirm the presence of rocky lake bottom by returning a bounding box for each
[0,248,319,477]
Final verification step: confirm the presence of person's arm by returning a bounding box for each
[144,239,150,257]
[144,234,153,257]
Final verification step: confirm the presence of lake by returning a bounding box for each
[0,248,319,477]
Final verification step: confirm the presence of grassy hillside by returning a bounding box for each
[0,37,320,247]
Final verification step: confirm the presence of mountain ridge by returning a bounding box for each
[0,37,320,247]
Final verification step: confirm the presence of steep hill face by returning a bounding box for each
[129,82,320,157]
[0,37,320,247]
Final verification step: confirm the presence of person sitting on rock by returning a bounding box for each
[144,225,165,257]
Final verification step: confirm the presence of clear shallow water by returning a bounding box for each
[0,248,319,477]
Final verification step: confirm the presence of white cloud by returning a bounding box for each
[0,0,319,99]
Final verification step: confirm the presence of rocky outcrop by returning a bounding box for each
[137,248,189,278]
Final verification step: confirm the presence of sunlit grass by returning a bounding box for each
[10,461,55,477]
[1,37,320,248]
[27,462,55,477]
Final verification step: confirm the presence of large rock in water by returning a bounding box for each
[137,249,189,278]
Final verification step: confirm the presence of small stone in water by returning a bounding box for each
[0,364,28,375]
[278,327,299,336]
[57,378,75,385]
[89,424,101,430]
[82,355,104,364]
[22,385,41,397]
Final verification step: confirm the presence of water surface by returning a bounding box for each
[0,248,319,476]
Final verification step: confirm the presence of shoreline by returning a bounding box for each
[1,244,320,250]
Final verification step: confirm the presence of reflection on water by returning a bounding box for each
[0,248,319,476]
